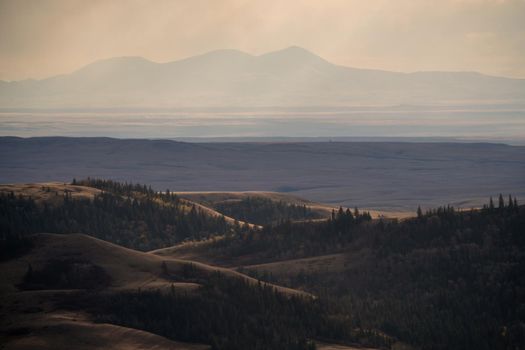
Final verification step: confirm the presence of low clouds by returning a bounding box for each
[0,0,523,80]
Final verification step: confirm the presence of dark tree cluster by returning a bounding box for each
[72,177,156,197]
[64,272,389,350]
[20,259,111,290]
[223,198,525,350]
[213,197,323,225]
[0,185,235,251]
[207,207,373,264]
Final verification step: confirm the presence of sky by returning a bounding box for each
[0,0,524,81]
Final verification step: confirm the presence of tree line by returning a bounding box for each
[213,196,323,225]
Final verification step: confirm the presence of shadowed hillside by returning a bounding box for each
[155,198,525,350]
[0,180,246,251]
[0,233,328,350]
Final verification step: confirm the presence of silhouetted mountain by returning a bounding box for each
[1,46,524,108]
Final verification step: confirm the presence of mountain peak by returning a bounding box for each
[184,49,253,61]
[282,46,315,54]
[259,46,328,64]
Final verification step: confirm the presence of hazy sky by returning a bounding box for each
[1,0,524,81]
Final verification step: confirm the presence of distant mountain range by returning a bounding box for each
[1,46,524,108]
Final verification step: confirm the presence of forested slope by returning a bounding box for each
[158,197,525,350]
[0,179,242,251]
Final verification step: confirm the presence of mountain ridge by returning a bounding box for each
[5,46,523,83]
[1,46,524,108]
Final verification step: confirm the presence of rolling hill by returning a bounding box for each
[1,46,524,108]
[0,182,262,229]
[0,180,260,250]
[0,232,309,296]
[0,232,313,350]
[2,179,523,349]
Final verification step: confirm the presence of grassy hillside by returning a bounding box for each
[0,233,381,350]
[1,233,307,296]
[0,182,102,202]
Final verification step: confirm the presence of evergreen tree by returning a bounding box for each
[498,193,505,209]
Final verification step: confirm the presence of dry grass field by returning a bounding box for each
[0,182,102,203]
[0,233,310,296]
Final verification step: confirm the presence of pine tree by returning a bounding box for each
[498,194,505,209]
[417,206,423,218]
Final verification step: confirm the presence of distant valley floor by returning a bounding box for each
[1,137,524,211]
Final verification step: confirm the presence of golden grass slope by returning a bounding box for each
[0,233,310,298]
[0,233,311,350]
[151,237,228,266]
[0,182,102,203]
[178,197,261,228]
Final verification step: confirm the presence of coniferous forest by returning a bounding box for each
[0,179,234,252]
[231,198,525,350]
[1,179,524,349]
[212,196,323,225]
